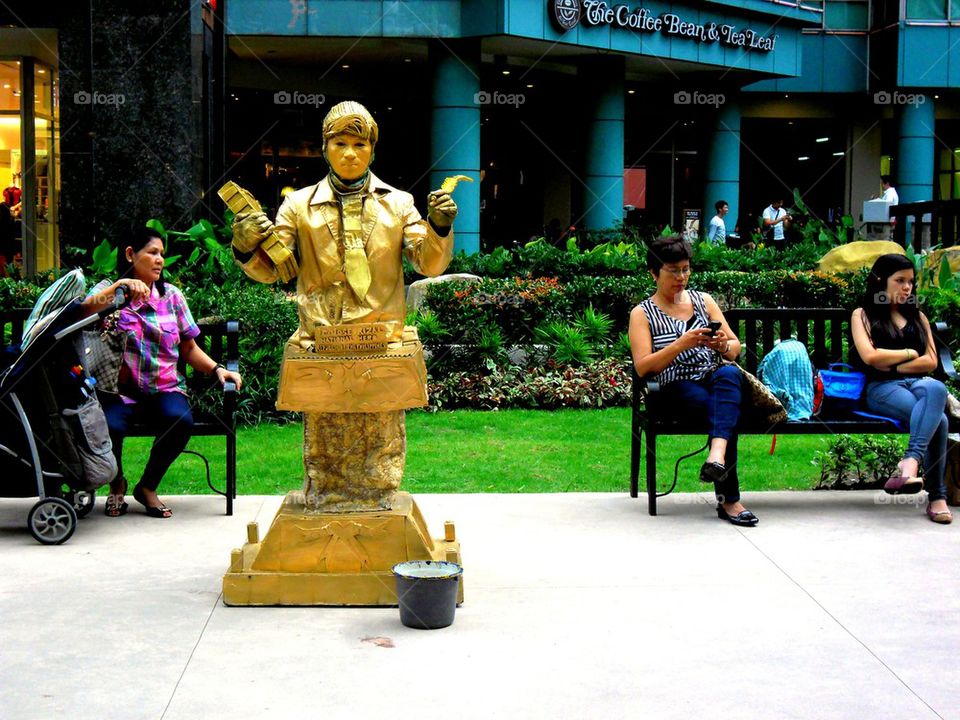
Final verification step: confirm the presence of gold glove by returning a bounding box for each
[231,211,272,254]
[427,174,471,228]
[219,181,299,282]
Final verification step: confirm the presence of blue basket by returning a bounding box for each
[819,363,866,400]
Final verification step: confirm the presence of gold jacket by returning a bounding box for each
[238,172,454,346]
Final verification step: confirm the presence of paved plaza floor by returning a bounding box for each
[1,490,957,720]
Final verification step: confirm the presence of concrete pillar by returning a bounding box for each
[702,101,741,238]
[580,57,625,232]
[429,40,481,255]
[895,95,935,204]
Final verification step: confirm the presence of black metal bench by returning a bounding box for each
[1,307,239,515]
[630,307,958,515]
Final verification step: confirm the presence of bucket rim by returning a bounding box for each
[392,560,463,580]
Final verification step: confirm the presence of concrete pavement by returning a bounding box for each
[1,490,957,720]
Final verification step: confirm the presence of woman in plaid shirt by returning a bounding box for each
[83,226,242,518]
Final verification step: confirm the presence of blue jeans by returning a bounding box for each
[101,391,194,492]
[653,364,744,503]
[865,377,949,502]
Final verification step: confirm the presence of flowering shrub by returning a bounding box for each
[0,277,43,313]
[427,358,631,410]
[423,276,563,344]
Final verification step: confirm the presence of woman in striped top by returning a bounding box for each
[628,235,757,527]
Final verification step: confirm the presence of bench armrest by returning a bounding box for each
[220,321,240,423]
[932,322,956,381]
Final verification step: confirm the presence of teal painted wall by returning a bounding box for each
[501,0,805,75]
[899,25,960,88]
[227,0,461,36]
[581,58,625,232]
[743,33,868,93]
[896,96,935,204]
[227,0,811,78]
[703,102,741,238]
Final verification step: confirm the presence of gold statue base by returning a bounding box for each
[222,491,463,606]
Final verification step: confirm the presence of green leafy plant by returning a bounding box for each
[611,331,632,361]
[90,239,118,276]
[407,309,449,344]
[536,322,596,365]
[476,327,510,367]
[813,434,904,490]
[574,304,614,345]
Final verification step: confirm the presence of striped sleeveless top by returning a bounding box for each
[639,290,720,385]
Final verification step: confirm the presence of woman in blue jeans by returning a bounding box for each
[851,253,952,524]
[629,235,756,526]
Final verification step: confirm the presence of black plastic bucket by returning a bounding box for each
[392,560,462,629]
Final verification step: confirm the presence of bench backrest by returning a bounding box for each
[725,308,857,374]
[177,319,239,389]
[0,307,236,392]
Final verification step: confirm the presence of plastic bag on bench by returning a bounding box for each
[757,338,816,421]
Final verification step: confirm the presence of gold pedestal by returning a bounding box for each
[222,491,463,606]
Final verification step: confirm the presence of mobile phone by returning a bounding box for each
[707,321,722,336]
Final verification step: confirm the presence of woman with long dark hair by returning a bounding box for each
[82,226,242,518]
[629,235,756,526]
[851,253,951,523]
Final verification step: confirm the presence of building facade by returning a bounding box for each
[1,0,957,265]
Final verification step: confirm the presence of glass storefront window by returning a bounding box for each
[0,60,20,112]
[0,60,21,274]
[906,0,948,19]
[32,62,58,272]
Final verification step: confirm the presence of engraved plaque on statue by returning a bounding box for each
[277,326,428,413]
[313,322,390,354]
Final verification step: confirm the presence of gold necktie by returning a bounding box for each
[341,194,371,300]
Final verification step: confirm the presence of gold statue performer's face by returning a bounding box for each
[326,132,372,181]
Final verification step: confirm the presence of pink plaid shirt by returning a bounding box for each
[92,280,200,402]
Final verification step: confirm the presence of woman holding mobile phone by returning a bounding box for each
[629,235,756,526]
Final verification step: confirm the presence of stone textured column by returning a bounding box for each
[429,40,481,254]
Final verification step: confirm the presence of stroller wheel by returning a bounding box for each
[27,497,77,545]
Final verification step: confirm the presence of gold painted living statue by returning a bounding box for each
[224,100,459,511]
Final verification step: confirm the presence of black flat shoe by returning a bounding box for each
[717,505,759,527]
[700,461,728,484]
[133,483,173,519]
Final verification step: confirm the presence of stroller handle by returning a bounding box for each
[111,284,131,315]
[52,283,133,342]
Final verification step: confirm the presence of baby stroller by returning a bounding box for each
[0,272,125,544]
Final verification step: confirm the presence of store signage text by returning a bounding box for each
[550,0,778,52]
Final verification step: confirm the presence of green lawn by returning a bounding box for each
[115,409,836,496]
